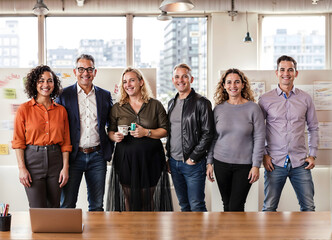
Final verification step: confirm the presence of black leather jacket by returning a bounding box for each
[166,88,214,163]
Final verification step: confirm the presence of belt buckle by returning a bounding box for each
[80,145,99,154]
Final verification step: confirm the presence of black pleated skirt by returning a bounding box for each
[106,135,173,211]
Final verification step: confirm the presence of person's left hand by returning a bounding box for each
[248,167,259,184]
[305,156,316,170]
[130,124,148,138]
[166,160,171,174]
[59,166,69,188]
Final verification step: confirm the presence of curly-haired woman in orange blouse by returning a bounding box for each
[12,65,72,208]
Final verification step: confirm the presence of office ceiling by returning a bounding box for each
[0,0,331,15]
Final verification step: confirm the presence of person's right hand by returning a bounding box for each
[263,154,274,172]
[206,164,215,182]
[185,158,196,165]
[19,167,32,187]
[113,132,125,143]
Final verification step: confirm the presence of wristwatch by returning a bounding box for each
[147,129,152,137]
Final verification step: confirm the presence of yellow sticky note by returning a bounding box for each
[62,73,71,78]
[3,88,16,99]
[0,144,9,155]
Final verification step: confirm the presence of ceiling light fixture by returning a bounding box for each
[243,11,253,43]
[77,0,85,7]
[312,0,319,4]
[157,11,172,21]
[228,0,237,21]
[159,0,194,12]
[32,0,49,16]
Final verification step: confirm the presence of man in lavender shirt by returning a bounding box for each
[258,55,319,211]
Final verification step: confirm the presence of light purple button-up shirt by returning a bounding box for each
[258,85,319,168]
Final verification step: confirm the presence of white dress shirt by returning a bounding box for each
[77,83,100,148]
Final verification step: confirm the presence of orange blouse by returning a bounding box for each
[12,98,72,152]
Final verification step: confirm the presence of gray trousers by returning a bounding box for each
[24,145,63,208]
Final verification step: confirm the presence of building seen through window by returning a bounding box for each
[46,17,127,68]
[0,17,38,68]
[2,16,207,104]
[134,17,207,105]
[261,16,325,70]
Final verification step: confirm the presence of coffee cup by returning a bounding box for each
[118,125,130,136]
[130,123,136,131]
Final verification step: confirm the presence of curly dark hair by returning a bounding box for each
[24,65,62,99]
[214,68,255,105]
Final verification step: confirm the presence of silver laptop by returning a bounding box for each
[29,208,83,233]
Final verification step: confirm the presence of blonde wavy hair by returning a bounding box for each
[214,68,255,105]
[118,67,153,106]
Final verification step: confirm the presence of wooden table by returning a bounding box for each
[1,211,331,239]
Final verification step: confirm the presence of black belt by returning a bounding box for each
[78,145,101,154]
[27,144,60,151]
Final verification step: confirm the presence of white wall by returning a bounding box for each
[208,12,258,98]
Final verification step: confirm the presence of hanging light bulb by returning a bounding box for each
[243,11,253,43]
[157,11,172,21]
[32,0,49,16]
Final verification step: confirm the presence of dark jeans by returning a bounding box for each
[214,159,252,212]
[24,145,63,208]
[61,150,107,211]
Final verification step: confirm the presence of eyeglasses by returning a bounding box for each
[76,67,95,73]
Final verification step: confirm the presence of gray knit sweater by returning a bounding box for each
[207,101,265,167]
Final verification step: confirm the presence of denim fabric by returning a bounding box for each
[263,162,315,212]
[61,150,107,211]
[169,157,207,212]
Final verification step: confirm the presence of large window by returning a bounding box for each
[261,15,325,70]
[46,17,126,68]
[133,17,207,104]
[0,17,38,68]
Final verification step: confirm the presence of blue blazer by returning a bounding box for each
[56,83,114,162]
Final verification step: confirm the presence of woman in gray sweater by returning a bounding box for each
[206,68,265,211]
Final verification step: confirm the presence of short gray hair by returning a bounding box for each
[75,54,95,67]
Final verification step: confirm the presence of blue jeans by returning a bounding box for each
[263,162,315,212]
[169,157,207,212]
[61,151,107,211]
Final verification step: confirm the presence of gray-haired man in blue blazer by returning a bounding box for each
[56,54,114,211]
